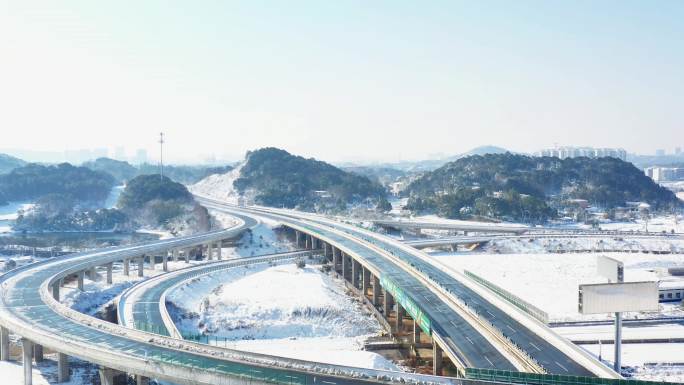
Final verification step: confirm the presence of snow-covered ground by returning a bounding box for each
[555,323,684,341]
[104,185,125,209]
[598,215,684,234]
[483,236,684,254]
[430,251,684,321]
[0,358,97,385]
[580,343,684,382]
[168,262,398,371]
[189,163,244,204]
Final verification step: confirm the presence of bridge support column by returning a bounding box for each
[383,289,393,318]
[22,339,33,385]
[395,304,404,333]
[33,344,43,363]
[352,259,360,289]
[57,353,69,382]
[216,242,222,260]
[123,259,130,276]
[332,248,341,273]
[305,235,311,250]
[0,326,9,361]
[413,319,421,343]
[324,243,331,260]
[98,368,116,385]
[295,230,302,247]
[173,249,179,262]
[184,250,190,263]
[207,243,213,261]
[136,375,150,385]
[137,257,144,277]
[52,284,60,302]
[149,254,156,270]
[162,253,169,272]
[342,253,349,282]
[433,343,443,376]
[362,267,371,295]
[372,275,380,306]
[87,266,97,281]
[106,263,113,284]
[77,271,84,291]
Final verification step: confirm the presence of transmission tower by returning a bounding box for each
[159,132,165,181]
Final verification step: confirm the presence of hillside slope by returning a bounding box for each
[193,148,388,212]
[405,153,680,222]
[0,153,26,175]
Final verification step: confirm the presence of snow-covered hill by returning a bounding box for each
[189,162,245,203]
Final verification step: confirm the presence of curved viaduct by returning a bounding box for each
[0,197,621,385]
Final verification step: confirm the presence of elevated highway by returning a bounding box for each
[199,198,619,379]
[0,196,621,385]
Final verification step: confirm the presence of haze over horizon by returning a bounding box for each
[1,1,682,164]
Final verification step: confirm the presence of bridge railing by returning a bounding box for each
[465,368,665,385]
[464,270,549,324]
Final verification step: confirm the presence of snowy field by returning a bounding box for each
[598,215,684,234]
[580,343,684,382]
[483,236,684,254]
[429,251,684,321]
[168,262,398,371]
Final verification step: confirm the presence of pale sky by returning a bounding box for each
[1,1,683,164]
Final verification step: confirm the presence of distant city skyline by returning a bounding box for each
[1,1,683,164]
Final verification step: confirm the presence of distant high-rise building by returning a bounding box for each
[656,149,666,156]
[114,146,125,160]
[538,146,626,161]
[93,148,108,159]
[134,149,148,164]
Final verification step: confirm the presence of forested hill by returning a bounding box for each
[0,163,115,204]
[0,153,26,175]
[233,148,388,210]
[405,153,680,222]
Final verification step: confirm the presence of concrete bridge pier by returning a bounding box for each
[305,235,312,250]
[162,253,169,272]
[33,344,43,363]
[106,262,113,284]
[137,257,144,277]
[99,367,122,385]
[184,249,190,263]
[77,271,85,291]
[362,267,371,295]
[312,237,319,250]
[433,343,443,376]
[324,243,331,260]
[136,374,150,385]
[413,320,421,343]
[57,353,69,382]
[383,289,394,318]
[21,338,33,385]
[342,253,349,281]
[149,254,156,270]
[0,326,9,361]
[294,230,301,247]
[216,242,222,260]
[123,259,130,276]
[173,249,179,262]
[207,243,213,261]
[87,266,97,281]
[352,259,360,289]
[332,248,341,273]
[395,304,404,333]
[372,275,380,306]
[52,284,60,301]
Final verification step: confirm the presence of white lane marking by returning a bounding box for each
[484,356,494,366]
[486,310,495,318]
[506,324,516,333]
[465,336,474,344]
[555,361,569,372]
[530,342,541,351]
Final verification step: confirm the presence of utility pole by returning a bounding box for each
[159,132,165,181]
